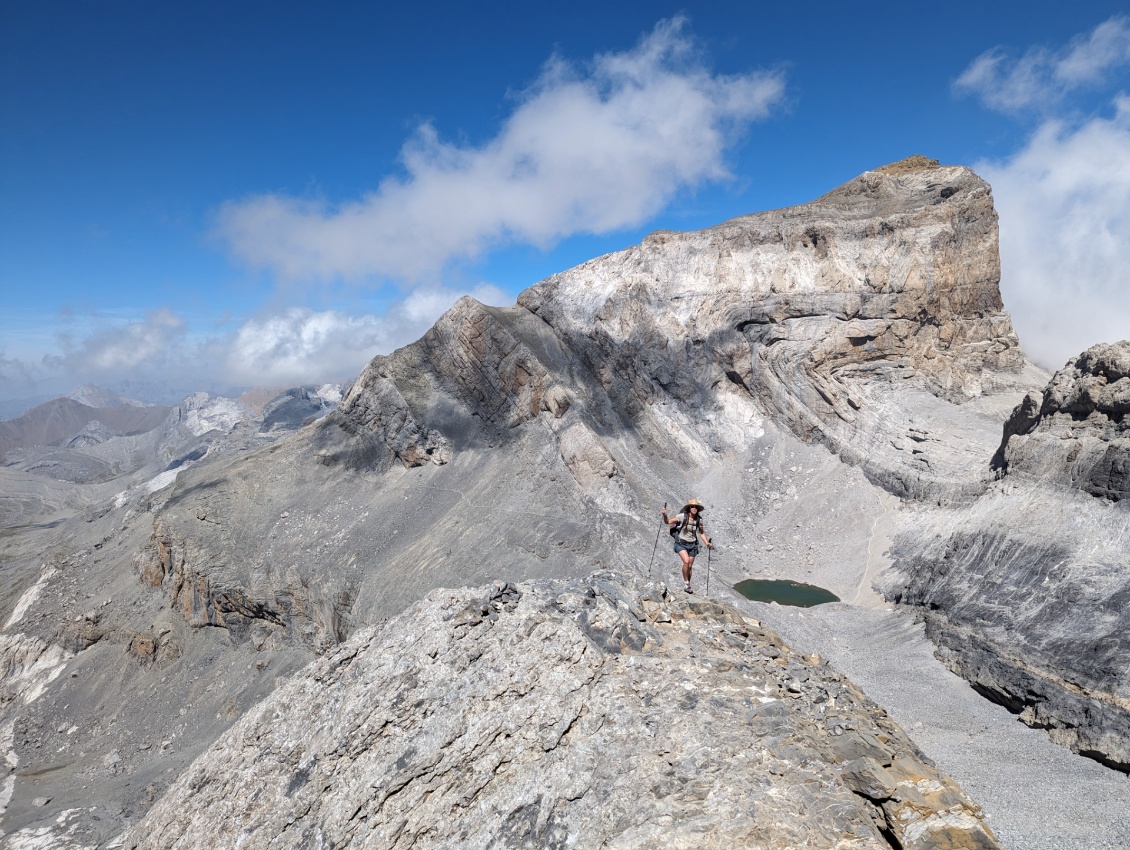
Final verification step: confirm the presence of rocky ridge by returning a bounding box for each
[0,399,172,466]
[125,574,997,850]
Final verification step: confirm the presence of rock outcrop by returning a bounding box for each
[883,342,1130,770]
[126,574,998,850]
[992,341,1130,500]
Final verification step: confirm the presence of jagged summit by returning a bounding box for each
[873,154,941,174]
[993,340,1130,500]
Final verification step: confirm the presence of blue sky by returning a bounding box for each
[2,1,1129,405]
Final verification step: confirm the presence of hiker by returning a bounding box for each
[663,499,713,594]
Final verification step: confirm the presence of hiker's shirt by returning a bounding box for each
[674,513,702,544]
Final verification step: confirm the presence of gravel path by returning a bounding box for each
[740,600,1130,850]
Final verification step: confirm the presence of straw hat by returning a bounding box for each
[682,498,705,513]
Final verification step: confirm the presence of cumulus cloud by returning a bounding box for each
[955,16,1130,112]
[215,17,785,283]
[0,283,507,406]
[221,283,506,386]
[979,97,1130,369]
[0,352,36,386]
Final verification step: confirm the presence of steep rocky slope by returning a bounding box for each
[881,341,1130,769]
[133,156,1036,657]
[516,156,1036,502]
[126,574,997,850]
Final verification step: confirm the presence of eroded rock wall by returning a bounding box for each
[516,156,1030,502]
[993,341,1130,500]
[885,343,1130,770]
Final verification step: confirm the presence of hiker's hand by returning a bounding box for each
[706,540,714,549]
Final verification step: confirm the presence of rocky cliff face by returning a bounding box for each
[882,341,1130,770]
[993,341,1130,500]
[126,574,998,850]
[329,156,1031,503]
[125,157,1036,667]
[517,156,1029,502]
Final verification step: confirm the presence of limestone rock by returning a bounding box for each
[129,159,1038,673]
[517,157,1032,502]
[993,340,1130,500]
[125,574,997,850]
[259,386,337,433]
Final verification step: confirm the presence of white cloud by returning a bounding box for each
[215,17,785,283]
[979,96,1130,369]
[221,283,508,386]
[955,15,1130,112]
[0,284,508,405]
[44,309,188,376]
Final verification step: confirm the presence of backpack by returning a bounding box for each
[669,513,694,539]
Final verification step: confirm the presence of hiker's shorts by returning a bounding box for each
[673,540,699,558]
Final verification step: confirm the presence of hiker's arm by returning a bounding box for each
[701,521,713,547]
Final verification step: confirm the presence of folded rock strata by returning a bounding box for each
[125,574,998,850]
[133,158,1036,663]
[516,155,1030,502]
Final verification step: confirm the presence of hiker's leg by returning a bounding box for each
[681,551,695,585]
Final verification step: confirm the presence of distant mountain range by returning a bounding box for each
[0,397,173,461]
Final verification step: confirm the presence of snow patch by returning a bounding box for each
[144,468,180,494]
[316,383,343,405]
[4,568,58,629]
[181,393,250,437]
[0,634,73,705]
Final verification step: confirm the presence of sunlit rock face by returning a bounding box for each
[993,340,1130,500]
[326,156,1032,512]
[514,155,1030,504]
[125,574,998,850]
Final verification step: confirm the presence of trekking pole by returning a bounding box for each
[648,502,667,578]
[706,541,711,594]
